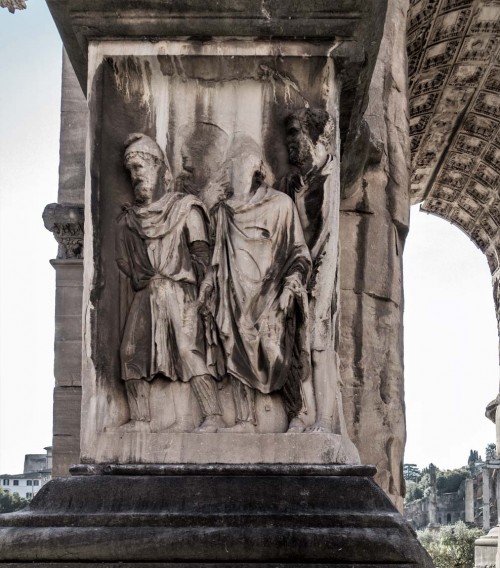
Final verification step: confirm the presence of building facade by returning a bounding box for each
[0,447,52,501]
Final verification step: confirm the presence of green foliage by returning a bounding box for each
[405,480,424,502]
[405,463,470,505]
[485,443,496,461]
[405,470,430,505]
[403,463,422,482]
[468,450,481,474]
[436,468,469,495]
[0,489,29,513]
[418,522,483,568]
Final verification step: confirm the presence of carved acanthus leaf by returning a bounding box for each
[0,0,27,13]
[43,203,84,260]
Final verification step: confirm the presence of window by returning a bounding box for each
[447,513,452,524]
[33,480,39,486]
[2,479,9,486]
[13,480,18,486]
[26,480,32,486]
[26,493,32,499]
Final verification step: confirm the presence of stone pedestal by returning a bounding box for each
[476,526,499,568]
[0,464,432,567]
[8,2,432,566]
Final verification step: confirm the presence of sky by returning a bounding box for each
[0,2,498,474]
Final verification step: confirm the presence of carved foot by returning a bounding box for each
[219,421,257,433]
[165,420,195,433]
[287,417,306,433]
[304,420,333,433]
[195,415,227,433]
[106,420,151,433]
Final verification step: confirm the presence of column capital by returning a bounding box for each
[43,203,84,260]
[0,0,27,13]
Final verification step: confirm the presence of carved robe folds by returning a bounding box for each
[116,192,214,383]
[213,185,311,396]
[80,41,363,463]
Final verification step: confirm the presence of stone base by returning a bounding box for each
[0,464,432,566]
[475,525,498,568]
[81,432,360,465]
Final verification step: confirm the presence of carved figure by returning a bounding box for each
[279,108,339,433]
[115,133,225,433]
[176,122,231,211]
[212,134,312,432]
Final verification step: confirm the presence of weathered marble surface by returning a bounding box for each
[0,465,433,567]
[81,40,361,462]
[43,203,84,260]
[339,0,411,511]
[43,0,413,509]
[46,0,387,95]
[42,50,87,478]
[81,433,359,465]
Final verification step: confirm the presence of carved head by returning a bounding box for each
[224,134,272,197]
[124,133,172,205]
[284,108,335,171]
[179,122,230,194]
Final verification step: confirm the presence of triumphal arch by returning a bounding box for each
[0,0,498,566]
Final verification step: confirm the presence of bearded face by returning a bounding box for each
[125,153,161,205]
[285,117,314,169]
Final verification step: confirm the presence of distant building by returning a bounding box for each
[404,463,499,531]
[405,491,466,529]
[23,447,52,474]
[0,447,52,501]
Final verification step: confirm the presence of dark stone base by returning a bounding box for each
[0,464,432,567]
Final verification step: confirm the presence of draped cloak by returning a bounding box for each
[279,156,337,350]
[116,191,214,383]
[212,184,311,395]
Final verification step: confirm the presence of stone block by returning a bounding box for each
[52,386,81,476]
[55,315,82,343]
[54,340,82,386]
[475,526,499,568]
[339,288,405,510]
[339,210,402,306]
[54,261,84,287]
[51,450,80,478]
[81,432,359,465]
[58,50,87,205]
[52,436,81,454]
[53,386,81,437]
[54,284,83,317]
[47,1,387,95]
[0,465,433,566]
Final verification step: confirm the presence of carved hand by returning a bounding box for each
[200,172,231,211]
[279,287,295,313]
[197,279,214,315]
[279,273,304,313]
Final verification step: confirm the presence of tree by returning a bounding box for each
[485,443,496,461]
[404,464,471,505]
[468,449,480,466]
[405,480,424,503]
[403,463,422,482]
[436,468,468,495]
[418,521,484,568]
[0,489,29,514]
